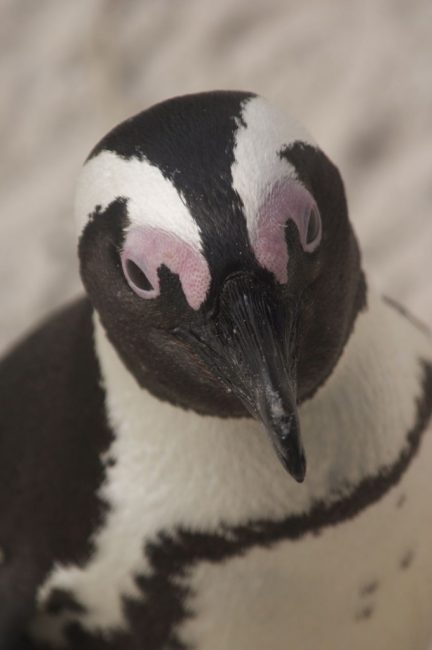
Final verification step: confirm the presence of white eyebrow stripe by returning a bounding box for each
[231,96,316,235]
[74,150,203,250]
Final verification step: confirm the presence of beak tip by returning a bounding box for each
[280,448,306,483]
[270,416,306,483]
[289,460,307,483]
[293,470,306,484]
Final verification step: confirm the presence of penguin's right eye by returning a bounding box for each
[125,259,154,292]
[122,257,157,299]
[120,226,211,309]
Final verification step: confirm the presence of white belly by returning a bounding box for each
[31,300,432,648]
[31,424,432,649]
[179,426,432,650]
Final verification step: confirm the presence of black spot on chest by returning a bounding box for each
[355,604,374,622]
[400,549,415,570]
[359,580,379,597]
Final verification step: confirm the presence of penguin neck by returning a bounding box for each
[299,283,431,500]
[93,281,431,525]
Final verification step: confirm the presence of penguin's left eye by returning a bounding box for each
[305,205,321,247]
[251,180,322,285]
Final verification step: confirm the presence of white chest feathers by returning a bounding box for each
[31,288,432,647]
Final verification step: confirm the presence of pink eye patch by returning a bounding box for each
[121,227,211,310]
[251,179,322,284]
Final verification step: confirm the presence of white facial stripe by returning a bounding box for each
[74,150,203,250]
[231,96,316,242]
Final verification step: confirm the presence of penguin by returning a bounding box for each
[0,90,431,650]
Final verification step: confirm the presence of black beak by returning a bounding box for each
[177,273,306,483]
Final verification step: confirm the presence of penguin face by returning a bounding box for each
[77,91,364,481]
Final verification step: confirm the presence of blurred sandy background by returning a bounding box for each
[1,0,431,354]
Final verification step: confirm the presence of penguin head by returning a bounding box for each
[77,91,365,482]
